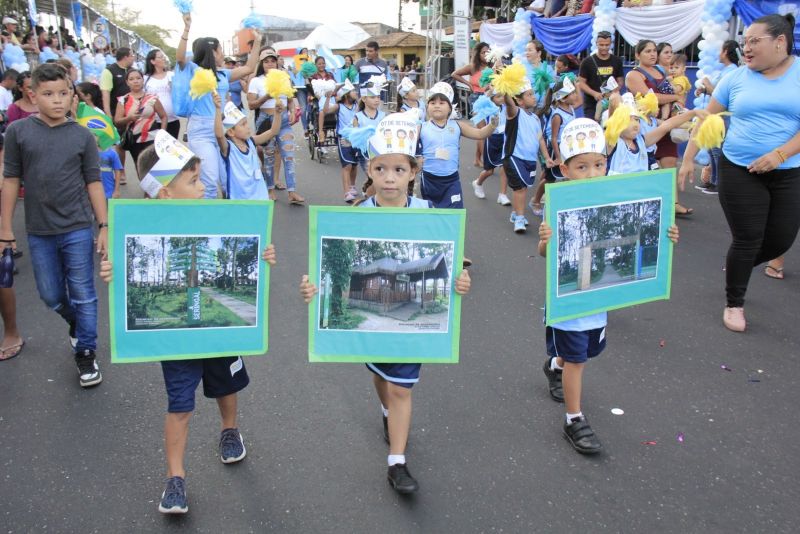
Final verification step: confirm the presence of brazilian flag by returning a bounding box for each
[76,102,120,150]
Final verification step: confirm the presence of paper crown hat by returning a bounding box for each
[361,74,387,97]
[222,101,247,129]
[139,131,197,197]
[397,76,416,97]
[520,75,532,95]
[367,112,419,159]
[559,118,607,161]
[554,77,576,101]
[311,78,337,101]
[429,81,454,104]
[336,79,355,98]
[600,77,619,94]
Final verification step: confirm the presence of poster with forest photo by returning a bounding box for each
[308,206,466,364]
[545,170,675,325]
[109,200,273,363]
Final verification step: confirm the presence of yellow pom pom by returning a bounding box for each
[636,92,659,117]
[604,104,635,148]
[693,113,727,150]
[189,68,218,99]
[492,62,527,96]
[265,69,296,99]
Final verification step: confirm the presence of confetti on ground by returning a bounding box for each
[721,365,732,372]
[659,339,666,348]
[677,432,685,443]
[611,408,624,415]
[757,369,764,374]
[747,379,761,383]
[641,440,658,446]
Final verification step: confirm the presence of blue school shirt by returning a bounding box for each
[608,135,648,175]
[420,119,462,176]
[337,101,357,134]
[361,196,432,209]
[184,62,231,118]
[224,138,268,200]
[355,109,385,130]
[401,101,426,121]
[713,58,800,169]
[494,104,507,134]
[511,108,543,161]
[545,106,576,147]
[99,148,123,199]
[638,116,658,153]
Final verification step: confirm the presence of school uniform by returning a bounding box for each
[224,137,268,200]
[544,105,576,180]
[161,357,250,413]
[400,101,426,121]
[638,116,660,170]
[419,119,463,208]
[337,101,359,167]
[607,135,649,175]
[354,109,386,161]
[483,105,506,170]
[361,195,433,388]
[503,108,543,190]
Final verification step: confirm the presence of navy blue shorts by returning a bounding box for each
[504,155,537,190]
[546,326,607,364]
[483,133,505,170]
[161,356,250,413]
[421,171,463,208]
[647,151,660,170]
[338,138,361,168]
[366,363,421,389]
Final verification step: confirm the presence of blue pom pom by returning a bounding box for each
[242,12,265,30]
[470,94,500,126]
[341,125,377,155]
[695,149,710,166]
[173,0,193,14]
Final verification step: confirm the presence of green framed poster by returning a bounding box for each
[545,169,675,325]
[308,206,466,364]
[108,200,273,363]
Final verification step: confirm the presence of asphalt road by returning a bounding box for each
[2,129,798,533]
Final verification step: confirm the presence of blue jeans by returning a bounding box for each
[710,147,722,186]
[257,111,297,191]
[296,88,310,131]
[27,227,97,353]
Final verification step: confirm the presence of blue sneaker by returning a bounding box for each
[509,212,517,224]
[514,216,526,233]
[158,476,188,514]
[219,428,246,464]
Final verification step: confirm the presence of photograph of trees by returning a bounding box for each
[319,238,454,332]
[126,235,260,330]
[556,199,662,296]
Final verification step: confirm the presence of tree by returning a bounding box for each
[321,239,356,318]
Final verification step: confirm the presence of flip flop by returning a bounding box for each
[0,339,24,361]
[675,204,694,218]
[765,264,785,280]
[274,183,287,190]
[289,197,306,205]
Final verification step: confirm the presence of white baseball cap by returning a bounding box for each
[559,118,607,162]
[429,81,454,104]
[3,17,18,25]
[367,112,419,159]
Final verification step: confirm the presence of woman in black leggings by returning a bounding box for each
[679,13,800,332]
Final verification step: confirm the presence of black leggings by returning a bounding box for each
[718,154,800,307]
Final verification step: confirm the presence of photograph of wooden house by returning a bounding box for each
[318,238,455,332]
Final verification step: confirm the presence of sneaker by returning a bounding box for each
[529,198,544,217]
[497,193,511,206]
[219,428,247,464]
[68,320,77,350]
[542,357,564,402]
[75,350,102,388]
[702,184,718,195]
[723,306,746,332]
[387,463,419,494]
[514,216,526,233]
[382,415,390,444]
[344,190,357,203]
[563,416,603,454]
[471,179,486,199]
[694,182,712,191]
[158,476,188,514]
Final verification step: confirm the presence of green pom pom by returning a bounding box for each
[300,61,317,78]
[479,67,495,88]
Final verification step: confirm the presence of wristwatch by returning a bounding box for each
[98,222,109,229]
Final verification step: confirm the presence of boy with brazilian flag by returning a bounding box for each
[77,103,124,199]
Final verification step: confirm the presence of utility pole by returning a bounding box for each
[399,0,403,31]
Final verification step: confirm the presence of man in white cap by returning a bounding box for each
[1,16,20,46]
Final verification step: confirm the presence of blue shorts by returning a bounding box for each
[366,363,421,389]
[483,133,505,170]
[161,356,250,413]
[338,138,362,168]
[421,170,463,208]
[504,155,537,190]
[647,151,660,170]
[546,326,607,364]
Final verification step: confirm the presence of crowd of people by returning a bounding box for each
[0,5,798,517]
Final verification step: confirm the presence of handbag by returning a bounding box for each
[119,127,136,150]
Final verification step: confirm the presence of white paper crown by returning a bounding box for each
[621,92,637,109]
[521,76,532,95]
[559,118,607,162]
[222,101,247,130]
[361,74,387,96]
[139,131,197,197]
[398,76,416,97]
[311,78,337,101]
[367,112,419,159]
[429,81,454,104]
[600,77,619,94]
[554,77,576,101]
[336,79,355,98]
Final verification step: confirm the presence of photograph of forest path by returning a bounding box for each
[125,235,261,330]
[319,238,455,333]
[556,199,662,296]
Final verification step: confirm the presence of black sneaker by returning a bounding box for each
[542,358,564,402]
[702,184,718,195]
[387,463,419,494]
[694,182,711,191]
[383,415,390,445]
[68,321,77,350]
[75,350,102,388]
[563,416,602,454]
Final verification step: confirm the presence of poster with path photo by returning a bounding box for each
[308,206,466,364]
[109,200,273,363]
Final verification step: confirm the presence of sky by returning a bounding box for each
[121,0,422,50]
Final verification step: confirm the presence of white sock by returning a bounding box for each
[388,454,406,466]
[550,357,563,371]
[566,412,583,424]
[381,405,389,418]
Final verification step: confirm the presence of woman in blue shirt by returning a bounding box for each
[175,13,260,199]
[679,14,800,333]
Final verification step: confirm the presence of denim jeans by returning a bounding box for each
[257,111,297,191]
[296,88,310,131]
[27,226,97,353]
[710,147,722,186]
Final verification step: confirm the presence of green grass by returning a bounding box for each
[323,309,367,330]
[217,286,258,306]
[127,288,249,329]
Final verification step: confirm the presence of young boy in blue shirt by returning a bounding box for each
[538,118,679,454]
[99,133,277,514]
[98,141,124,199]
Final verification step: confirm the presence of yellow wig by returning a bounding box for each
[492,62,527,96]
[693,113,728,150]
[189,68,218,99]
[636,92,659,117]
[604,104,636,147]
[265,69,296,99]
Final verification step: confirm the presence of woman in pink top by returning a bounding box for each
[6,71,37,125]
[452,42,491,167]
